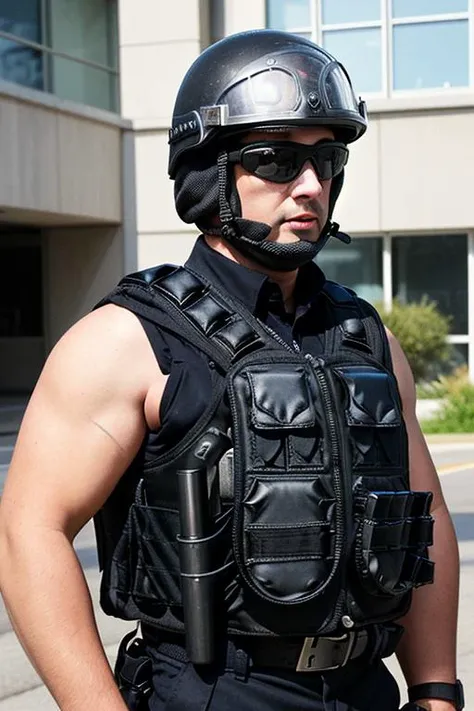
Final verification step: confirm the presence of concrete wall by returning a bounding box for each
[222,0,265,33]
[119,0,203,130]
[329,106,474,235]
[119,0,209,268]
[43,226,124,349]
[0,93,122,223]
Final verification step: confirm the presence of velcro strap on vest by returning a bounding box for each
[366,516,433,552]
[247,522,333,561]
[365,490,432,518]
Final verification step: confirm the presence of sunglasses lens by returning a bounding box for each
[315,144,348,180]
[241,146,299,182]
[239,142,348,183]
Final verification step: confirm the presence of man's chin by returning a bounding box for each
[266,225,319,245]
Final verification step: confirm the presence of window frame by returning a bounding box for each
[0,0,119,111]
[318,230,473,376]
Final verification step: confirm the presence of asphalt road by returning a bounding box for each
[0,440,473,710]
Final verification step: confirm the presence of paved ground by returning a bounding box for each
[1,398,473,709]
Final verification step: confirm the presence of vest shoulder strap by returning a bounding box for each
[321,281,392,370]
[96,264,278,372]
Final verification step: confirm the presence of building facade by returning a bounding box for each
[2,0,474,397]
[0,0,136,394]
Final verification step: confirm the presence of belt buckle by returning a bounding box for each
[296,632,356,673]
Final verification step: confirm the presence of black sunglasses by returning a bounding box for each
[227,140,349,184]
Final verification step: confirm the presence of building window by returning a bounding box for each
[0,0,118,112]
[0,1,43,90]
[315,236,383,305]
[316,234,469,372]
[266,0,470,97]
[323,27,382,95]
[267,0,312,31]
[392,234,468,335]
[391,1,469,91]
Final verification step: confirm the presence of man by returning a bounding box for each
[0,29,462,711]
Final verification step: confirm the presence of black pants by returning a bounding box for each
[142,642,401,711]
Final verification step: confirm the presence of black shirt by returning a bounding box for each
[132,236,327,463]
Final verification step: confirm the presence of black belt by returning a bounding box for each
[141,624,403,674]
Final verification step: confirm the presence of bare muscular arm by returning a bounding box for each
[388,329,459,711]
[0,304,165,711]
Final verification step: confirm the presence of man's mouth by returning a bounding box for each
[286,214,319,229]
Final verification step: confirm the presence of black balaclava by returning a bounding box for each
[174,142,349,272]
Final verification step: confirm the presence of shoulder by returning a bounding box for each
[43,303,162,403]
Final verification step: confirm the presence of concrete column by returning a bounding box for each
[43,225,124,350]
[223,0,266,34]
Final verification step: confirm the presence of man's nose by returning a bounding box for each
[290,160,324,198]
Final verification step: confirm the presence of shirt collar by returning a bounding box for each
[185,235,326,315]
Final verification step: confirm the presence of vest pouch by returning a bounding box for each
[242,475,336,600]
[126,480,233,622]
[355,490,434,597]
[228,358,345,632]
[333,364,404,475]
[104,500,141,620]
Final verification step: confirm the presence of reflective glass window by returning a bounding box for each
[393,21,468,90]
[392,235,468,334]
[316,237,383,305]
[446,344,468,372]
[0,0,41,41]
[392,0,468,18]
[49,0,118,109]
[0,0,43,89]
[49,0,114,66]
[322,0,381,25]
[52,55,117,112]
[0,38,42,89]
[323,28,381,93]
[0,0,118,110]
[266,0,311,29]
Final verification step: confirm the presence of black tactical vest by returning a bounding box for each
[93,264,434,641]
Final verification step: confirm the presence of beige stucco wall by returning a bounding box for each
[43,226,124,349]
[119,0,203,130]
[332,106,474,235]
[0,94,122,223]
[222,0,265,33]
[119,0,207,268]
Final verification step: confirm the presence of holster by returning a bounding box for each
[115,629,153,711]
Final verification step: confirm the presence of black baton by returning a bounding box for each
[177,467,215,664]
[176,426,231,665]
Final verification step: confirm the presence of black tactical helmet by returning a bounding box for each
[169,29,367,272]
[168,29,367,177]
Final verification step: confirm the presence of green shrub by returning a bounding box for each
[376,298,451,382]
[422,382,474,434]
[416,365,469,400]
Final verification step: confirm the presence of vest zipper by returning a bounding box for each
[257,321,300,354]
[305,353,351,629]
